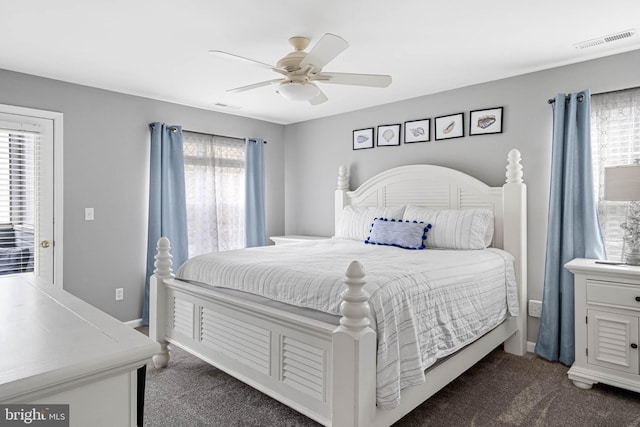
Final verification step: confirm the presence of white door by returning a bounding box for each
[0,111,55,284]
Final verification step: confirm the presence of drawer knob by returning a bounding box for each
[632,344,638,349]
[636,296,640,302]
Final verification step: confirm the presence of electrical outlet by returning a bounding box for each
[115,288,124,301]
[528,299,542,318]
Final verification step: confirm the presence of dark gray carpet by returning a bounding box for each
[140,333,640,426]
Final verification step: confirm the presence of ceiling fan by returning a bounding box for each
[210,33,392,105]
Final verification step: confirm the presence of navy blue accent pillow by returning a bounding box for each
[364,218,431,250]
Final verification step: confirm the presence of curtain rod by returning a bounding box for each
[177,127,267,143]
[547,85,640,104]
[547,94,585,104]
[150,124,268,143]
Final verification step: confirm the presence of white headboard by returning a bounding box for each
[335,164,504,248]
[335,149,525,250]
[334,149,527,353]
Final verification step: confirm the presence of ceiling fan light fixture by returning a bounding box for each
[277,82,320,101]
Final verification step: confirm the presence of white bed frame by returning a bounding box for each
[149,149,527,427]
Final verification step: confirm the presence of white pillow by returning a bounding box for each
[402,206,494,249]
[365,218,431,249]
[335,205,406,241]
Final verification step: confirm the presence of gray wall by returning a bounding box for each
[284,49,640,342]
[2,49,639,341]
[0,69,285,322]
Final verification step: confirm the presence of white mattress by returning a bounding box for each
[177,238,519,409]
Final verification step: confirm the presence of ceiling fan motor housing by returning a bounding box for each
[276,36,313,72]
[277,51,308,72]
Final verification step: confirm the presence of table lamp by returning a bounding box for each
[604,161,640,265]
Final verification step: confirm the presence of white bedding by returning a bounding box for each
[176,238,519,409]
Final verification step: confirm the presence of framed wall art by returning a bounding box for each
[404,119,430,143]
[434,113,464,140]
[469,107,503,135]
[377,124,401,146]
[353,127,374,150]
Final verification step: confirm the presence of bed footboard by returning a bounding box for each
[149,238,377,426]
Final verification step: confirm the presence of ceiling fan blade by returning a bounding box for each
[210,50,286,74]
[316,72,392,88]
[299,33,349,72]
[227,79,282,93]
[309,89,328,105]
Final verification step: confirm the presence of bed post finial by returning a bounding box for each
[506,149,523,184]
[154,236,174,279]
[337,164,349,191]
[340,260,370,331]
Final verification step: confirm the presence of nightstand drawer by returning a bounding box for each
[587,280,640,310]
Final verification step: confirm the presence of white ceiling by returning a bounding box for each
[3,1,640,125]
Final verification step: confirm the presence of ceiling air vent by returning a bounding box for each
[574,29,637,50]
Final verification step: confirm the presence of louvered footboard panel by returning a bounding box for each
[201,307,271,375]
[172,297,194,339]
[282,336,327,402]
[164,286,334,425]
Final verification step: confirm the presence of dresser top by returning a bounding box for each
[0,275,159,400]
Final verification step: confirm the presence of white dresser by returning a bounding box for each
[0,275,160,426]
[566,258,640,392]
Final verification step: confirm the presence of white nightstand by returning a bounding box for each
[565,258,640,393]
[269,235,328,245]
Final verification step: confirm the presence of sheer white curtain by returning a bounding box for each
[591,87,640,261]
[183,131,245,257]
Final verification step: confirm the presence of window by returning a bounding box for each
[0,127,37,274]
[183,131,245,257]
[591,87,640,261]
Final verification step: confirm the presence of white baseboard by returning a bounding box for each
[526,341,536,353]
[124,318,144,328]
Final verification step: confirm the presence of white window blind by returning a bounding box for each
[183,131,245,257]
[591,87,640,261]
[0,123,38,275]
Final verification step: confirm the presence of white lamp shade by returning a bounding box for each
[277,82,320,101]
[604,164,640,201]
